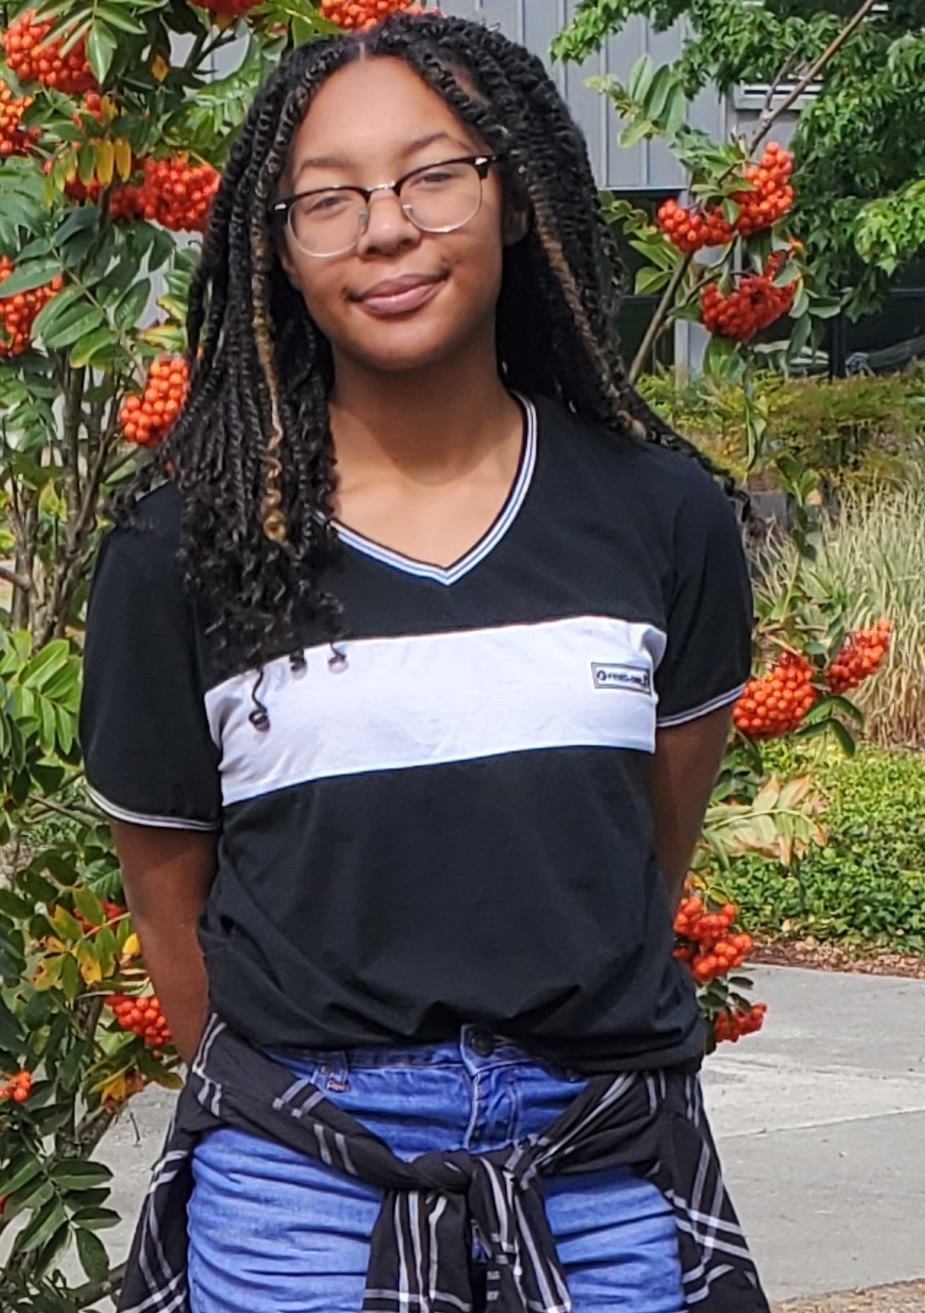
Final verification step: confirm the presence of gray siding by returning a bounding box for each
[439,1,796,191]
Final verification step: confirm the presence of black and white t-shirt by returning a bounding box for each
[79,395,752,1072]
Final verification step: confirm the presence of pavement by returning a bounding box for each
[95,964,925,1305]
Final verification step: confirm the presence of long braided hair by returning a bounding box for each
[117,13,732,680]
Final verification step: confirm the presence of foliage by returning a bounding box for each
[719,741,925,952]
[0,0,349,1306]
[553,0,925,318]
[757,463,925,750]
[637,368,925,485]
[0,1,903,1307]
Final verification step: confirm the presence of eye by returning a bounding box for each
[302,191,354,217]
[410,163,468,189]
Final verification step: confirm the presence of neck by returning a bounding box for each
[328,343,518,483]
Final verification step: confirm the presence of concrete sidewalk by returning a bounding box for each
[701,965,925,1302]
[97,964,925,1304]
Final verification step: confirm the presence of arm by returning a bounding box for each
[110,821,218,1066]
[646,704,733,912]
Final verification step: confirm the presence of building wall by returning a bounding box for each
[438,1,736,190]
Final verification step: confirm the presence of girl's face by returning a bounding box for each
[278,57,521,379]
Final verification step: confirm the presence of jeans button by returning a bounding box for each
[470,1029,496,1058]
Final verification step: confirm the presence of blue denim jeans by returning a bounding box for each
[187,1026,685,1313]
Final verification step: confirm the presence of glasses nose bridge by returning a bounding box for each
[357,177,416,241]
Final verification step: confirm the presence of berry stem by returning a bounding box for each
[628,249,693,384]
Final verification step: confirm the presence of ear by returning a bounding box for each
[502,199,530,246]
[277,232,300,287]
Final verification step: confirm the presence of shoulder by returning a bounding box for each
[97,482,183,582]
[532,394,737,528]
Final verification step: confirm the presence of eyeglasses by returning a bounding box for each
[271,154,500,258]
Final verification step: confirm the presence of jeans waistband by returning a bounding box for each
[265,1024,572,1085]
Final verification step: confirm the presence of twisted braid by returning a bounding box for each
[114,12,740,679]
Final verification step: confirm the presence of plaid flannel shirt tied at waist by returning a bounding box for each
[117,1013,771,1313]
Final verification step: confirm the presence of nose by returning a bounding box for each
[356,189,421,257]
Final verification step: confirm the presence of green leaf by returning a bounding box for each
[21,639,71,690]
[644,65,675,124]
[0,259,63,298]
[70,1205,122,1230]
[0,1156,43,1198]
[94,2,146,34]
[76,1226,111,1282]
[68,325,119,369]
[619,116,656,149]
[51,1160,113,1190]
[112,279,151,331]
[627,54,655,104]
[42,306,107,351]
[86,22,118,84]
[28,284,86,342]
[634,265,672,295]
[16,1198,68,1253]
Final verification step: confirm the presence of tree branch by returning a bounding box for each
[73,1261,126,1309]
[0,562,33,592]
[748,0,880,151]
[629,252,694,384]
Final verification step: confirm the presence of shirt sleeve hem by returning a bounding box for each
[86,784,221,832]
[656,683,745,729]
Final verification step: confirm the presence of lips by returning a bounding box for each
[352,272,446,317]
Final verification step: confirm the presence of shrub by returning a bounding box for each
[757,465,925,749]
[721,742,925,951]
[638,370,925,486]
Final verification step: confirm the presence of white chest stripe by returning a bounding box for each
[205,615,666,806]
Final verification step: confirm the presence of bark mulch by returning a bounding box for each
[749,937,925,980]
[772,1279,925,1312]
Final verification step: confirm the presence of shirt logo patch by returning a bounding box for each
[591,662,652,695]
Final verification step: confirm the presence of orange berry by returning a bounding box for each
[1,11,95,95]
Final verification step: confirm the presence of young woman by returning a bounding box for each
[80,14,768,1313]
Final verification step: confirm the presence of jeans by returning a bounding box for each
[187,1025,685,1312]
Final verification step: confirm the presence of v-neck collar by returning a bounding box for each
[333,393,537,586]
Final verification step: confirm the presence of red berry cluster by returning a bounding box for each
[320,0,426,29]
[0,255,64,356]
[0,1069,32,1104]
[1,10,96,95]
[713,1003,767,1044]
[106,993,172,1052]
[733,650,816,739]
[673,895,754,984]
[730,143,794,238]
[657,144,794,253]
[132,155,220,232]
[119,355,188,448]
[656,197,733,254]
[700,252,796,341]
[72,89,105,127]
[827,618,891,694]
[0,83,40,157]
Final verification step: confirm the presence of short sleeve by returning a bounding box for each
[79,506,222,831]
[654,469,753,728]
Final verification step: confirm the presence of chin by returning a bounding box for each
[342,327,475,376]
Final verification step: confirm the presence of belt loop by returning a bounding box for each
[314,1050,349,1092]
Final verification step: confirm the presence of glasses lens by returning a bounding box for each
[290,190,364,257]
[402,160,482,233]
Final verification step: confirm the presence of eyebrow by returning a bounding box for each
[292,130,475,182]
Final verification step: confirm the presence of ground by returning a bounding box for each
[751,938,925,980]
[773,1279,925,1312]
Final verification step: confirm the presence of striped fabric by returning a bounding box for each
[118,1016,770,1313]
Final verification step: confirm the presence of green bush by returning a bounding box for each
[638,369,925,485]
[722,743,925,952]
[756,464,925,750]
